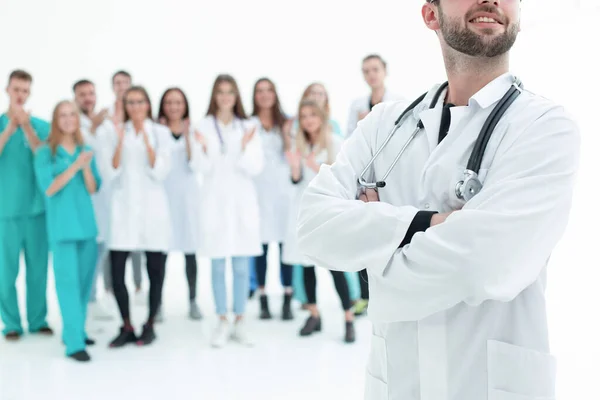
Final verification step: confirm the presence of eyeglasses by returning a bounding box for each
[125,100,147,106]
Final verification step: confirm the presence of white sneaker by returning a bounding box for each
[231,320,253,347]
[134,289,146,306]
[88,301,114,321]
[211,320,230,348]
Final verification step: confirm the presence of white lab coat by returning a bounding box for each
[251,117,292,244]
[195,116,264,259]
[297,73,580,400]
[102,118,173,252]
[346,89,403,138]
[163,126,202,253]
[282,134,343,266]
[80,113,114,244]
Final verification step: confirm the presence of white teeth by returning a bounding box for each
[473,16,498,23]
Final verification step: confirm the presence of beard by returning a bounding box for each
[438,5,519,58]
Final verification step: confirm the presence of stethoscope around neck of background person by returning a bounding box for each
[213,116,245,154]
[357,76,523,202]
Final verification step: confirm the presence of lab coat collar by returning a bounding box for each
[468,72,515,109]
[125,118,154,134]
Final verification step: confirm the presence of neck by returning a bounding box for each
[169,119,183,134]
[132,119,145,131]
[217,110,234,124]
[370,86,385,102]
[443,50,510,106]
[307,129,319,145]
[61,134,76,147]
[258,109,273,128]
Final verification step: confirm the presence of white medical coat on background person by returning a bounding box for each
[251,117,292,244]
[282,134,343,266]
[296,73,580,400]
[194,116,264,259]
[163,126,202,254]
[80,114,114,244]
[346,90,403,138]
[102,118,173,252]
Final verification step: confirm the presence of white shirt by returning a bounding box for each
[251,117,292,244]
[80,113,114,243]
[346,89,403,138]
[101,119,173,251]
[296,73,580,400]
[194,116,264,259]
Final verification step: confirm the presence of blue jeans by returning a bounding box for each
[211,257,251,316]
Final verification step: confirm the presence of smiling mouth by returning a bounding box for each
[469,16,503,25]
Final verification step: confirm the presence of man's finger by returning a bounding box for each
[365,189,379,202]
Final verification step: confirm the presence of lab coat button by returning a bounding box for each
[424,203,430,209]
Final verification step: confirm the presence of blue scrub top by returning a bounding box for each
[0,114,50,219]
[34,144,101,245]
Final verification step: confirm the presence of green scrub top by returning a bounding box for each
[34,144,101,245]
[0,113,50,219]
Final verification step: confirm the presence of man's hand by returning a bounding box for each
[90,109,108,133]
[430,210,459,226]
[358,188,379,202]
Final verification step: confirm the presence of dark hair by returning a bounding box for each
[123,86,152,121]
[206,74,247,119]
[8,69,32,84]
[72,79,94,93]
[251,78,287,131]
[362,54,387,69]
[112,70,132,84]
[157,87,190,123]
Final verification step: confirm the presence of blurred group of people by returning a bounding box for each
[0,54,402,362]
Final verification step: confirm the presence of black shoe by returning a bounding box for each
[4,331,21,341]
[68,350,91,362]
[259,295,272,320]
[109,327,137,348]
[37,326,54,336]
[299,316,321,336]
[248,289,255,299]
[344,321,356,343]
[85,338,95,346]
[282,293,294,321]
[136,324,156,346]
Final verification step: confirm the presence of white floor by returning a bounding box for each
[0,243,598,400]
[0,251,371,400]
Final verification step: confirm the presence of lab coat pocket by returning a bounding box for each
[364,370,389,400]
[366,334,388,384]
[487,340,556,400]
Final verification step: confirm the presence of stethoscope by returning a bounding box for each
[357,77,523,202]
[213,116,244,154]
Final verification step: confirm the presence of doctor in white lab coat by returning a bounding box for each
[296,2,580,400]
[73,79,115,321]
[157,87,203,321]
[195,74,264,348]
[346,54,403,139]
[102,86,172,348]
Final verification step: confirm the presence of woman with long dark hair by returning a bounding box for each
[196,74,264,348]
[250,78,294,320]
[103,86,172,347]
[157,87,204,320]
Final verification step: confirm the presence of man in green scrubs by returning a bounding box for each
[0,70,52,340]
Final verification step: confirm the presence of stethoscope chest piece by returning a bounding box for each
[455,170,482,201]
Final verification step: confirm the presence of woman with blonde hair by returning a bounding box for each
[282,100,355,343]
[34,100,102,362]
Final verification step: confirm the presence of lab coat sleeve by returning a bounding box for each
[236,129,264,177]
[370,106,580,321]
[98,126,122,183]
[90,154,102,192]
[146,126,172,181]
[296,104,421,272]
[188,135,214,174]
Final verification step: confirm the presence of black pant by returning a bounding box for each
[358,268,369,300]
[185,254,197,301]
[110,250,166,324]
[303,266,352,311]
[254,243,293,288]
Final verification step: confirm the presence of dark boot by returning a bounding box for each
[259,295,272,320]
[136,324,156,346]
[281,293,293,321]
[109,326,137,348]
[344,321,356,343]
[299,316,322,336]
[68,350,91,362]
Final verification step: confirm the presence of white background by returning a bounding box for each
[1,0,599,399]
